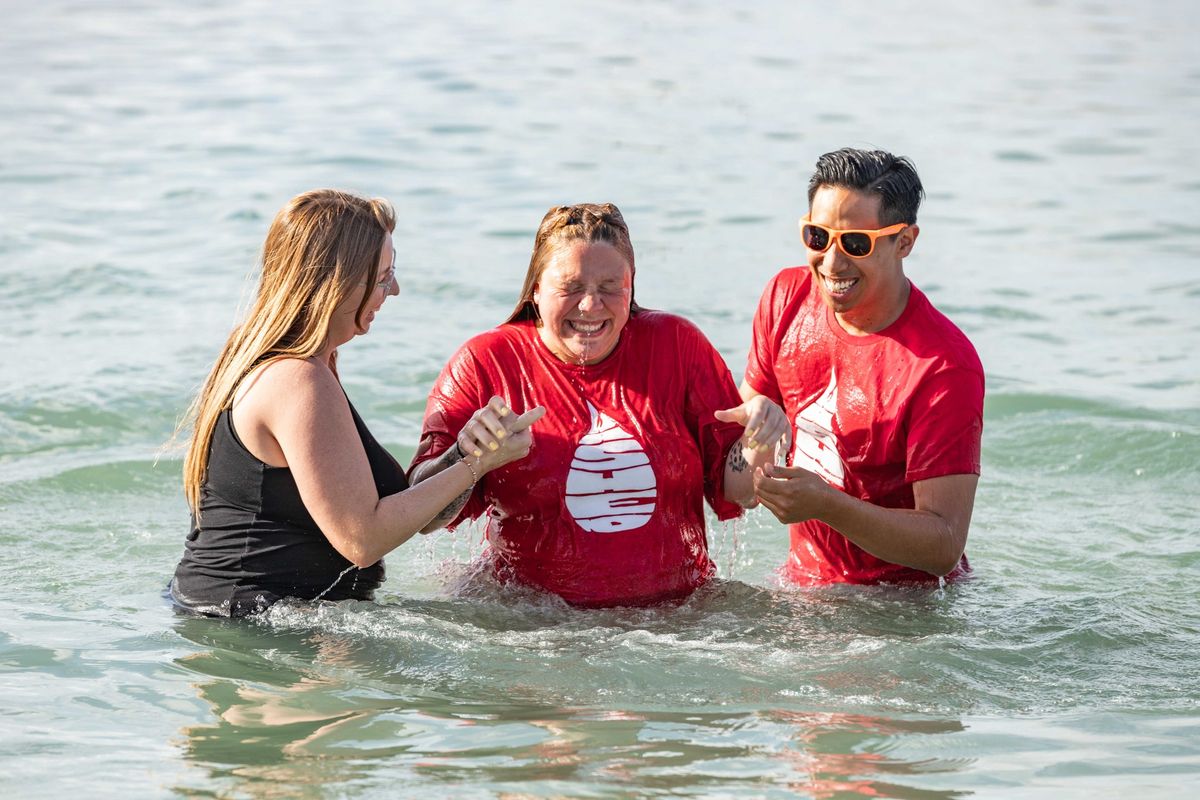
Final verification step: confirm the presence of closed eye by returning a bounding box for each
[560,282,623,296]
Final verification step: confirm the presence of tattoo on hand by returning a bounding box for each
[728,444,748,473]
[443,444,464,467]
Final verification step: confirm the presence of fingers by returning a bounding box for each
[753,472,789,501]
[751,401,790,452]
[476,424,536,471]
[486,395,510,419]
[508,405,546,433]
[754,463,805,499]
[715,401,770,449]
[456,431,484,459]
[763,463,808,479]
[713,406,746,424]
[479,397,511,441]
[756,493,789,523]
[459,416,501,458]
[493,406,543,469]
[728,397,790,452]
[495,407,543,461]
[459,397,517,456]
[460,419,500,456]
[460,401,544,470]
[751,470,797,524]
[744,400,768,434]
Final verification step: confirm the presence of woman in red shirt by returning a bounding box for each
[409,204,787,607]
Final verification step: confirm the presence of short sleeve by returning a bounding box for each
[410,344,490,527]
[679,321,746,521]
[905,365,985,483]
[743,272,788,403]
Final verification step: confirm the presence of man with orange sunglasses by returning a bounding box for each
[739,148,985,585]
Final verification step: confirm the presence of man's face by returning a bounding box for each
[805,185,918,335]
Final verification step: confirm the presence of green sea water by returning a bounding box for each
[2,1,1199,797]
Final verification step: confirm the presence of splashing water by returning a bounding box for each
[712,515,750,580]
[312,564,358,602]
[421,526,439,568]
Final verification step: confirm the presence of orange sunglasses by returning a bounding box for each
[799,216,908,259]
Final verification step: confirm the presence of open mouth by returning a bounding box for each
[822,276,859,295]
[568,319,608,336]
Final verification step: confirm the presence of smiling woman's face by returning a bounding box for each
[533,241,632,365]
[330,233,396,346]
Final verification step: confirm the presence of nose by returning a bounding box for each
[820,243,854,274]
[578,290,600,313]
[387,274,399,297]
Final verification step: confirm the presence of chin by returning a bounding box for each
[573,340,617,363]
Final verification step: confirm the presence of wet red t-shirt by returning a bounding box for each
[744,268,984,585]
[413,312,744,606]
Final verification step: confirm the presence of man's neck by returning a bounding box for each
[834,279,911,336]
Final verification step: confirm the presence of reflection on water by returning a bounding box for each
[173,621,363,796]
[171,612,972,798]
[770,712,971,800]
[160,557,1200,796]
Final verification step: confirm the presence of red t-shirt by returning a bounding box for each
[412,312,745,606]
[744,268,984,585]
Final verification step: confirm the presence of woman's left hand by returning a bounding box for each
[715,396,791,456]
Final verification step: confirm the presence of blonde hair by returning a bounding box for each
[181,189,396,513]
[506,203,639,323]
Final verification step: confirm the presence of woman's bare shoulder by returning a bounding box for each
[235,356,341,409]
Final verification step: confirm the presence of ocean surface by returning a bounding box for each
[2,0,1199,797]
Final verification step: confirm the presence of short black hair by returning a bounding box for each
[807,148,924,225]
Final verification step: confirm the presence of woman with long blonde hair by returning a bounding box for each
[170,189,542,617]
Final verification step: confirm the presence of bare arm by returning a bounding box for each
[245,360,540,567]
[409,443,474,533]
[408,396,543,533]
[754,465,977,576]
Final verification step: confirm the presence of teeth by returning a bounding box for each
[824,276,858,293]
[572,321,604,333]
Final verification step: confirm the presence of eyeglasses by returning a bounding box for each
[799,216,908,259]
[367,251,396,291]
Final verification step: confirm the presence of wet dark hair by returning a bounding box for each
[807,148,924,226]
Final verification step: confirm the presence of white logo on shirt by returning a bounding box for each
[791,369,846,489]
[565,402,657,532]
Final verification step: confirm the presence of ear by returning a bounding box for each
[896,224,919,258]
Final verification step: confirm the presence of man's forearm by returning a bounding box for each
[815,491,966,576]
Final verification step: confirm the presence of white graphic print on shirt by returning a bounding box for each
[565,402,657,532]
[791,369,846,489]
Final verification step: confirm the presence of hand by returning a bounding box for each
[456,396,516,458]
[714,396,791,456]
[477,404,544,472]
[458,396,545,473]
[753,462,834,524]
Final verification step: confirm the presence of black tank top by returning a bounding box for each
[170,398,408,617]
